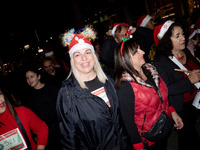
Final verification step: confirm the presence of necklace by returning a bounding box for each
[173,50,184,61]
[178,55,184,60]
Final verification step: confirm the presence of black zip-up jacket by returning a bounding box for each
[56,74,128,150]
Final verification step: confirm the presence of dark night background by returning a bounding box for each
[1,0,199,88]
[2,0,147,60]
[1,0,148,95]
[2,0,200,60]
[1,2,200,150]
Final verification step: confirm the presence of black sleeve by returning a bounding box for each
[134,27,154,41]
[99,36,117,68]
[154,57,194,96]
[56,87,76,150]
[117,82,142,144]
[133,27,154,62]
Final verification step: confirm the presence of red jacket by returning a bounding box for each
[0,106,48,150]
[130,75,171,148]
[130,76,171,134]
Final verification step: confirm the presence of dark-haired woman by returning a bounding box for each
[0,88,48,150]
[153,21,200,150]
[25,67,61,150]
[114,38,183,150]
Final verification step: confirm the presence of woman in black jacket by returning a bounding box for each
[153,21,200,150]
[57,30,128,150]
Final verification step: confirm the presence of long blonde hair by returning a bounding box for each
[68,51,107,89]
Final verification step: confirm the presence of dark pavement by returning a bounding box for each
[167,118,200,150]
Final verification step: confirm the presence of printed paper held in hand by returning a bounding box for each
[192,82,200,109]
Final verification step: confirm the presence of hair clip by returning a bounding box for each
[122,28,132,42]
[61,26,96,47]
[120,28,133,56]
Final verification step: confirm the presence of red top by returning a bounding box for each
[0,106,48,150]
[183,58,199,102]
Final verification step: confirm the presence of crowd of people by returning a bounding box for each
[0,10,200,150]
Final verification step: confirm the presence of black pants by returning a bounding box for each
[46,123,62,150]
[177,101,200,150]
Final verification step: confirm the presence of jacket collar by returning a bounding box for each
[64,74,95,99]
[121,63,160,87]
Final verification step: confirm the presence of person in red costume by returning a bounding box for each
[0,88,48,150]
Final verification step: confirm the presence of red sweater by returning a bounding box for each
[0,106,48,150]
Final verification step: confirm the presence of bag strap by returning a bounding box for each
[15,109,32,150]
[146,75,164,105]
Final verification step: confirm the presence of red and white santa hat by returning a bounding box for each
[44,47,54,57]
[68,34,94,57]
[111,23,131,35]
[136,15,153,27]
[153,20,174,46]
[195,18,200,34]
[189,28,197,39]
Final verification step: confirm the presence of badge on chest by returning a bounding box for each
[0,128,27,150]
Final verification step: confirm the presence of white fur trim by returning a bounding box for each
[189,30,197,39]
[197,29,200,34]
[140,15,152,27]
[45,51,54,57]
[69,43,94,57]
[112,24,119,35]
[190,24,195,29]
[157,20,174,39]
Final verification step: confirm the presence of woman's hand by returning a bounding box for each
[171,111,184,130]
[106,29,113,36]
[188,69,200,84]
[130,27,137,34]
[37,145,45,150]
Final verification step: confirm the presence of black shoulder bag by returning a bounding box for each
[15,111,32,150]
[141,76,172,142]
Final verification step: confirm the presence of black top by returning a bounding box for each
[84,76,104,92]
[42,67,67,88]
[99,35,118,68]
[25,84,61,149]
[26,84,59,125]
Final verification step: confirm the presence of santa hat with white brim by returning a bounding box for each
[136,15,153,27]
[111,23,130,36]
[189,28,197,39]
[68,34,94,57]
[153,20,174,46]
